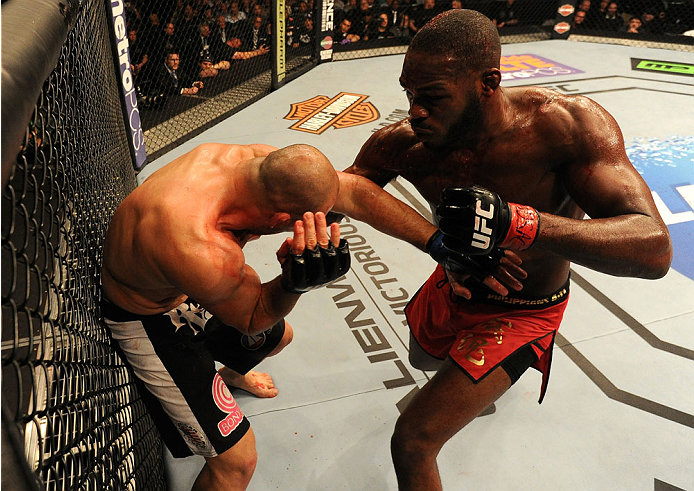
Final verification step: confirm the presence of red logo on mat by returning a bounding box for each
[558,4,575,16]
[285,92,380,134]
[212,373,244,436]
[554,22,571,34]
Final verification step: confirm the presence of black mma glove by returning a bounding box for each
[436,186,540,255]
[426,230,506,284]
[281,239,351,294]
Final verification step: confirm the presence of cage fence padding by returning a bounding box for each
[1,0,166,489]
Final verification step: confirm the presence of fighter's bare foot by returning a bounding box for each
[218,366,279,398]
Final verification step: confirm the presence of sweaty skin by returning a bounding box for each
[102,143,290,329]
[344,51,672,297]
[102,141,442,330]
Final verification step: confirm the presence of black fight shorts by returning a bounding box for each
[101,297,285,458]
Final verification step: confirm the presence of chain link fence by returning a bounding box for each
[129,1,692,164]
[1,0,166,489]
[2,1,691,490]
[126,0,319,161]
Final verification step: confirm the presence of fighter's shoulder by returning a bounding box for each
[188,142,277,161]
[357,119,417,166]
[521,87,617,138]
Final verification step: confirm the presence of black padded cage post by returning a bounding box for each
[1,0,167,489]
[273,0,320,90]
[272,0,288,89]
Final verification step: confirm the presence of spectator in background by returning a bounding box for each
[285,6,297,47]
[216,0,230,20]
[125,0,143,29]
[295,0,311,22]
[409,0,439,35]
[335,17,361,44]
[392,11,413,38]
[128,28,149,77]
[450,0,463,9]
[239,0,253,17]
[159,22,179,62]
[241,15,270,51]
[364,12,397,39]
[577,0,592,14]
[150,51,204,97]
[198,55,220,78]
[640,7,664,34]
[341,0,358,16]
[586,0,608,28]
[227,1,248,28]
[178,3,200,47]
[350,0,374,38]
[386,0,402,27]
[212,14,233,49]
[251,3,267,23]
[140,11,163,50]
[202,4,215,25]
[196,22,214,65]
[572,9,589,30]
[622,15,642,32]
[602,1,624,30]
[576,0,592,26]
[293,15,315,53]
[305,0,316,16]
[493,0,519,28]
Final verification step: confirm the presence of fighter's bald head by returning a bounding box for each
[258,144,339,217]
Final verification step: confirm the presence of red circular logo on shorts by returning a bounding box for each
[212,373,238,413]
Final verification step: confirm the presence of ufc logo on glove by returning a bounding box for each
[472,200,495,250]
[436,186,540,255]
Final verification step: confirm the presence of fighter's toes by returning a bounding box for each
[220,367,279,398]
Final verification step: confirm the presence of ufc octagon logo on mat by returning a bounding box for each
[285,92,380,134]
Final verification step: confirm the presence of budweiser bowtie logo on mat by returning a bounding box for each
[285,92,380,134]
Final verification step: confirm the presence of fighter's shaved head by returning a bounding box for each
[259,144,339,217]
[409,9,501,73]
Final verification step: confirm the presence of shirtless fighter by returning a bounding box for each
[102,142,458,490]
[341,10,673,490]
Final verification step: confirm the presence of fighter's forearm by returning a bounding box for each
[533,213,672,279]
[247,276,300,335]
[334,174,437,251]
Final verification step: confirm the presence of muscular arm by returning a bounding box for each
[533,98,672,278]
[330,123,437,250]
[206,266,300,335]
[332,171,436,251]
[160,240,299,336]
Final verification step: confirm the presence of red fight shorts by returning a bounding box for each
[405,265,569,402]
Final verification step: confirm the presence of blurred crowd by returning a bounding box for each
[570,0,694,35]
[123,0,694,108]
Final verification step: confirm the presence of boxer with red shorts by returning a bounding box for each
[341,9,671,490]
[406,264,569,403]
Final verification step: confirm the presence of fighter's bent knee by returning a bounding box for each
[207,429,258,486]
[271,321,294,355]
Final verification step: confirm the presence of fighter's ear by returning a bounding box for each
[481,68,501,96]
[269,212,292,230]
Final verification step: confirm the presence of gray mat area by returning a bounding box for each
[142,40,694,491]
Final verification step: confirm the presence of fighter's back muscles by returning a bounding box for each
[102,142,296,334]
